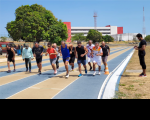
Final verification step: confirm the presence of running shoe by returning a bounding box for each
[98,72,101,75]
[54,70,57,75]
[139,73,144,76]
[93,71,96,76]
[78,74,82,77]
[38,69,40,72]
[13,69,16,72]
[66,74,69,78]
[85,69,87,74]
[139,74,147,77]
[7,70,11,73]
[26,69,28,72]
[29,70,31,73]
[72,69,74,71]
[39,71,41,74]
[90,67,92,71]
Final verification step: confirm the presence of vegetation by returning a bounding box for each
[86,29,103,43]
[103,35,114,43]
[6,4,68,45]
[0,36,7,42]
[71,33,86,41]
[145,35,150,42]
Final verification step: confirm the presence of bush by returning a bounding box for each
[145,35,150,42]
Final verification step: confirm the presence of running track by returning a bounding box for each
[0,47,133,99]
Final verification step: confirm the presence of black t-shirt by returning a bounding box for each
[138,40,147,56]
[7,47,14,58]
[32,45,44,59]
[69,47,75,58]
[76,46,86,60]
[100,45,110,57]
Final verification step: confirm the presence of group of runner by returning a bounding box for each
[6,40,110,78]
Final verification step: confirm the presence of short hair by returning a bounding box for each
[95,42,99,45]
[89,40,93,42]
[77,41,82,44]
[47,42,52,46]
[7,44,11,47]
[136,33,143,38]
[61,41,65,44]
[35,42,39,45]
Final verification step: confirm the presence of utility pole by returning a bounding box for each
[93,12,97,30]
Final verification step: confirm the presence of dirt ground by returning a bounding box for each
[116,46,150,99]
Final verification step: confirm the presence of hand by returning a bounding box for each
[6,55,8,58]
[23,59,25,61]
[76,56,78,59]
[12,57,15,60]
[50,53,53,56]
[80,54,84,57]
[135,47,138,50]
[70,51,72,54]
[31,58,34,60]
[34,54,36,57]
[96,54,99,56]
[40,53,43,56]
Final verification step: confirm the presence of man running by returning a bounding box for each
[22,44,34,73]
[53,43,60,70]
[6,44,16,73]
[91,42,103,76]
[135,33,147,77]
[75,41,88,77]
[69,43,75,71]
[100,41,110,72]
[59,41,73,78]
[32,42,44,74]
[46,42,58,74]
[86,40,94,71]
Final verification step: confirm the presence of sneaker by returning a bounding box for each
[139,73,143,76]
[29,70,31,73]
[78,74,82,77]
[93,71,96,76]
[38,69,40,72]
[85,69,87,74]
[39,71,41,74]
[98,72,101,75]
[57,67,59,70]
[7,70,11,73]
[90,67,92,71]
[66,74,69,78]
[13,69,16,72]
[139,74,147,77]
[54,70,57,75]
[26,69,28,72]
[72,69,74,71]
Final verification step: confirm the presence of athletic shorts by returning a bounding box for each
[69,56,75,63]
[102,56,108,63]
[36,57,42,64]
[78,59,86,65]
[93,58,101,66]
[7,57,15,63]
[50,58,57,65]
[63,57,70,63]
[87,57,93,63]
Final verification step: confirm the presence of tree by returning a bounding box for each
[103,35,114,43]
[86,29,103,43]
[6,4,68,45]
[72,33,86,41]
[0,36,7,42]
[145,35,150,42]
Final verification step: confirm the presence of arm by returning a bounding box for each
[137,45,146,51]
[58,46,61,53]
[22,48,25,60]
[32,47,36,57]
[40,46,44,56]
[30,48,34,59]
[97,49,103,56]
[6,51,8,58]
[75,48,78,58]
[50,49,58,55]
[81,46,88,57]
[11,48,15,60]
[67,44,73,49]
[108,47,110,55]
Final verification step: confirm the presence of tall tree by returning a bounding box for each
[86,29,103,43]
[6,4,68,45]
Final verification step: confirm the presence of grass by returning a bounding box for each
[117,45,150,99]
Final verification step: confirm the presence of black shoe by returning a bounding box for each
[38,69,40,72]
[39,71,41,74]
[26,69,28,72]
[90,67,92,71]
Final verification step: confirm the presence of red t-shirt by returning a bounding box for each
[47,48,57,59]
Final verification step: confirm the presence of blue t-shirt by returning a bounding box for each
[61,44,70,59]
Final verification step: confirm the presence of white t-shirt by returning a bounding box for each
[92,46,103,61]
[86,44,95,58]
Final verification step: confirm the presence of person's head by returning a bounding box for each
[6,44,11,49]
[77,41,82,48]
[95,42,99,48]
[136,33,143,41]
[61,41,65,46]
[25,44,29,49]
[53,43,57,48]
[101,41,105,46]
[88,40,92,46]
[35,42,39,48]
[47,42,52,49]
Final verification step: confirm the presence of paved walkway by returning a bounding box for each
[0,47,133,99]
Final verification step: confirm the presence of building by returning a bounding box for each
[63,22,123,42]
[111,33,146,41]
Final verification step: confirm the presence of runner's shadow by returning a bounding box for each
[120,75,139,77]
[44,69,53,71]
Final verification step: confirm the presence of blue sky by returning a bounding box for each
[0,0,150,37]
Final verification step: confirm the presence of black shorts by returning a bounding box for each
[7,57,15,63]
[36,57,42,64]
[69,56,75,63]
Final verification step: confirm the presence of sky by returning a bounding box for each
[0,0,150,37]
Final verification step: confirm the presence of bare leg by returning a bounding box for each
[88,62,92,68]
[52,64,56,71]
[13,61,16,70]
[39,62,42,71]
[93,63,96,71]
[143,69,146,75]
[78,63,82,74]
[83,65,87,70]
[65,61,69,74]
[99,66,101,72]
[7,61,10,71]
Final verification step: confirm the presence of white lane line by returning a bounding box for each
[99,49,135,99]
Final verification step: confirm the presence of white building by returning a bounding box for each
[71,26,123,36]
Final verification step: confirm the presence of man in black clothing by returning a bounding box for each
[100,41,110,71]
[135,33,147,77]
[6,44,16,73]
[69,43,75,71]
[32,42,44,74]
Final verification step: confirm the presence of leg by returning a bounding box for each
[93,62,96,71]
[99,66,101,72]
[7,61,10,71]
[65,61,69,75]
[29,58,31,70]
[25,58,28,70]
[140,56,146,75]
[52,64,56,71]
[88,57,92,70]
[13,60,16,71]
[78,63,82,74]
[56,56,59,69]
[39,62,42,72]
